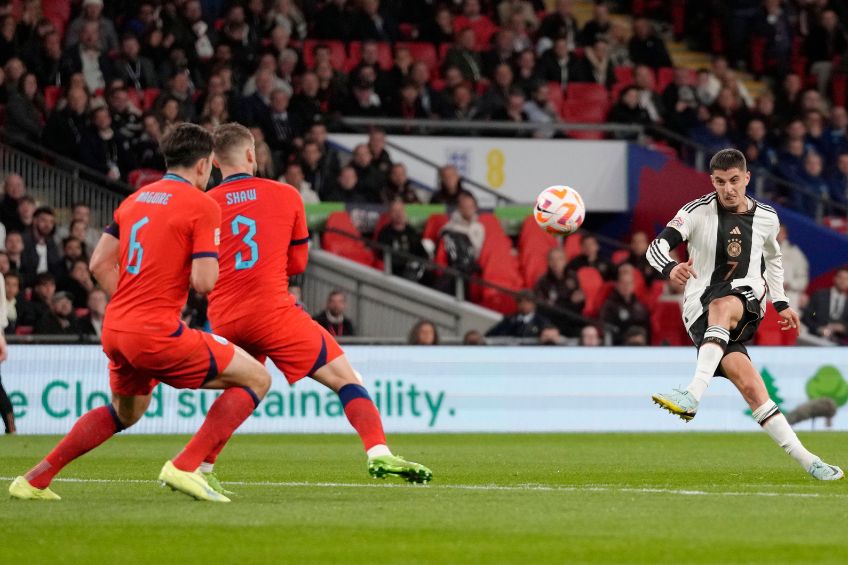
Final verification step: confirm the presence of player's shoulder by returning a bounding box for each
[680,192,717,214]
[752,198,779,220]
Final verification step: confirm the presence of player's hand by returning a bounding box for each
[777,307,801,333]
[0,335,8,363]
[669,258,697,286]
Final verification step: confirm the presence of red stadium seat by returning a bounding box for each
[611,249,630,265]
[347,41,393,72]
[755,304,798,346]
[128,168,165,190]
[143,88,161,111]
[518,216,558,288]
[656,67,675,92]
[576,267,604,313]
[546,81,564,116]
[396,42,439,75]
[562,99,608,123]
[44,86,62,111]
[372,212,391,240]
[322,212,375,267]
[614,66,633,85]
[302,39,346,70]
[566,83,609,103]
[126,88,143,110]
[422,213,449,243]
[564,231,582,261]
[650,301,690,345]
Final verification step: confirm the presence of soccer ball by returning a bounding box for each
[534,185,586,235]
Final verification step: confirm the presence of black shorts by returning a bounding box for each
[687,285,763,377]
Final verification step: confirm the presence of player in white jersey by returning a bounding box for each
[647,149,843,481]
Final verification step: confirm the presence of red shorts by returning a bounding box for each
[102,323,236,396]
[213,305,344,384]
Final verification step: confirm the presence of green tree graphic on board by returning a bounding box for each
[805,366,848,407]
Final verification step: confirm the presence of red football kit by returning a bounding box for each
[102,173,235,396]
[207,173,342,383]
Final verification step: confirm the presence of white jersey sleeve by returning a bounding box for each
[646,194,711,278]
[761,218,790,309]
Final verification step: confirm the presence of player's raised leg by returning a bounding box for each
[311,355,432,483]
[653,296,742,421]
[721,352,843,480]
[10,393,151,500]
[158,345,270,501]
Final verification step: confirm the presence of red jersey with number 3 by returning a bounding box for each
[207,174,309,327]
[103,174,222,334]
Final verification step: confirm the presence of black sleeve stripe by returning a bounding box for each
[648,242,674,272]
[682,193,716,212]
[657,227,684,248]
[290,236,310,246]
[192,252,219,259]
[104,222,119,237]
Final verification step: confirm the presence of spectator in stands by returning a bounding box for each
[408,319,439,345]
[689,115,734,162]
[58,235,86,275]
[536,37,584,87]
[743,118,779,171]
[390,80,427,121]
[793,151,831,217]
[491,88,530,133]
[755,0,794,78]
[534,247,585,320]
[158,71,196,122]
[567,234,614,280]
[4,271,20,335]
[14,195,35,234]
[418,6,455,47]
[34,290,81,335]
[454,0,497,51]
[633,65,664,124]
[325,165,367,203]
[384,163,420,204]
[607,19,632,68]
[600,265,650,345]
[441,191,486,259]
[133,112,166,171]
[349,143,385,203]
[580,1,612,46]
[512,48,542,96]
[524,82,561,138]
[5,71,44,142]
[64,0,118,53]
[776,224,809,310]
[108,87,143,142]
[5,232,22,272]
[3,57,25,96]
[26,30,62,88]
[199,93,230,129]
[710,87,746,137]
[538,0,579,52]
[444,27,483,84]
[579,38,616,88]
[580,324,603,346]
[486,290,549,338]
[21,206,61,285]
[79,287,106,337]
[0,174,26,230]
[0,252,8,274]
[628,17,672,70]
[829,152,848,210]
[463,329,485,345]
[367,128,392,177]
[238,68,274,126]
[42,87,88,160]
[80,106,135,182]
[409,61,446,118]
[306,122,342,181]
[20,272,55,326]
[539,325,563,345]
[621,231,658,284]
[282,162,320,204]
[262,88,302,164]
[63,259,95,309]
[622,326,649,346]
[803,267,848,343]
[313,0,351,40]
[482,30,517,79]
[662,67,699,134]
[299,141,331,200]
[289,71,323,126]
[774,73,803,120]
[114,34,157,91]
[340,70,383,117]
[267,1,308,40]
[61,21,113,93]
[313,289,356,337]
[0,16,18,67]
[445,83,482,123]
[608,86,651,140]
[828,107,848,158]
[479,63,514,117]
[377,199,427,281]
[351,0,398,42]
[349,40,387,88]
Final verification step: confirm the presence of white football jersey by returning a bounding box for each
[647,193,788,330]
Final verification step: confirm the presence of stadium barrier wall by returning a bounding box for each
[5,346,848,434]
[329,134,629,210]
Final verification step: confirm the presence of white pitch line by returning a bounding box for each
[2,476,845,499]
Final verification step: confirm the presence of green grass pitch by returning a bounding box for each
[2,433,847,564]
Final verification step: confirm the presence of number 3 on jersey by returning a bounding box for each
[232,214,258,270]
[127,216,149,275]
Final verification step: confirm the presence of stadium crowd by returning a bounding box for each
[0,0,845,346]
[0,0,846,219]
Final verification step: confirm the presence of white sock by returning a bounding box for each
[199,462,214,474]
[686,327,729,401]
[755,400,818,471]
[366,444,392,459]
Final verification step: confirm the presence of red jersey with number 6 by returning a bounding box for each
[207,174,309,327]
[103,175,222,334]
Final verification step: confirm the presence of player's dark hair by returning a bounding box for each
[34,205,55,218]
[212,122,254,166]
[160,123,214,169]
[35,272,55,286]
[709,148,747,173]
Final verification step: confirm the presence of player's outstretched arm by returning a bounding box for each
[90,233,121,296]
[287,194,310,276]
[762,223,798,331]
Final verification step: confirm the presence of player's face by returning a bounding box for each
[711,167,750,211]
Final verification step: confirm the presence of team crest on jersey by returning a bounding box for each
[727,238,742,257]
[668,216,685,229]
[214,228,221,245]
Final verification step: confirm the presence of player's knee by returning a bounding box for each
[247,363,271,398]
[112,402,144,428]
